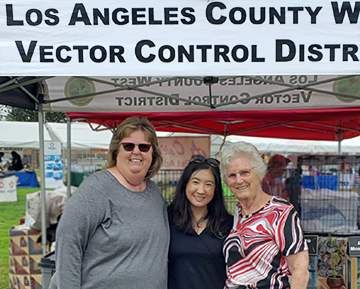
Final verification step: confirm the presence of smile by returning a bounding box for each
[194,195,205,201]
[130,159,142,163]
[236,185,249,190]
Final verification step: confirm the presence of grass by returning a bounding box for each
[0,187,39,289]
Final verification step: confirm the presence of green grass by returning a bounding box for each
[0,187,39,289]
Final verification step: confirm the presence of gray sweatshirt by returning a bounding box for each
[49,169,169,289]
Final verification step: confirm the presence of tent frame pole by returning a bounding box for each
[67,118,72,199]
[38,105,47,254]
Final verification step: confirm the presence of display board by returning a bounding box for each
[158,136,210,169]
[44,141,63,189]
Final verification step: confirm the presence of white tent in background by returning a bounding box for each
[47,122,113,150]
[0,121,113,149]
[1,121,360,155]
[0,121,53,148]
[212,135,360,156]
[158,132,360,156]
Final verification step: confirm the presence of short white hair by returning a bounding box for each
[218,141,267,184]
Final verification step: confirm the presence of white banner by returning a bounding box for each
[0,0,359,76]
[44,75,360,112]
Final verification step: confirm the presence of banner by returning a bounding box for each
[0,0,359,76]
[44,75,360,112]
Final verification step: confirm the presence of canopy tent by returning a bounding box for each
[213,134,360,155]
[0,121,113,149]
[3,74,360,141]
[0,0,359,142]
[0,0,359,253]
[67,106,360,141]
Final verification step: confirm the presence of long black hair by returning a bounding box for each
[168,156,231,238]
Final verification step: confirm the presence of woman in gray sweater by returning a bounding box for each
[49,117,169,289]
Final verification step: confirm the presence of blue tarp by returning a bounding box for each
[15,171,39,188]
[302,175,338,191]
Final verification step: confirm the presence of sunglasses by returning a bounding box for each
[120,142,152,153]
[190,155,220,168]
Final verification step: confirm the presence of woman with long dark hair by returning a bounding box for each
[168,155,233,289]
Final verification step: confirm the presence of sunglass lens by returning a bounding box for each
[138,144,151,152]
[208,158,220,167]
[122,143,135,151]
[190,155,205,163]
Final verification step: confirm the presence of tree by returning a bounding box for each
[4,106,67,123]
[0,105,9,121]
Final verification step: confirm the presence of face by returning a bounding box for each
[186,169,215,210]
[116,130,153,177]
[225,155,261,201]
[269,165,286,179]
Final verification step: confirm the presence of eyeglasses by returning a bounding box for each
[190,155,220,168]
[120,142,152,153]
[226,167,255,181]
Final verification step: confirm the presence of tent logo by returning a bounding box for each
[65,77,96,106]
[332,76,360,103]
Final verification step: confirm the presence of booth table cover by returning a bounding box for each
[15,171,39,188]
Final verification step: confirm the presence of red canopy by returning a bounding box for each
[67,107,360,141]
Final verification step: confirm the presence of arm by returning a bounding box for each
[285,250,310,289]
[278,206,309,289]
[53,183,106,289]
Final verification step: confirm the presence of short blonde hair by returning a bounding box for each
[107,117,163,180]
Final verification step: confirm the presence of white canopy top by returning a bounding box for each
[0,121,112,149]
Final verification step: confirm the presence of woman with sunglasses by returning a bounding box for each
[49,117,169,289]
[218,142,309,289]
[167,154,233,289]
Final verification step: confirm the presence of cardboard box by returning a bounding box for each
[0,173,17,202]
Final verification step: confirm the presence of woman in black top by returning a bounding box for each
[168,155,233,289]
[10,151,23,171]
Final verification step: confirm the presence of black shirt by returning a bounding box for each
[168,214,233,289]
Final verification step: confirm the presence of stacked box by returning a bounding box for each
[9,227,44,289]
[0,173,17,202]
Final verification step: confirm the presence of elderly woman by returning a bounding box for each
[49,117,169,289]
[218,141,309,289]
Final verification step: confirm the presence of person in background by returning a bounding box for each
[0,152,3,171]
[9,151,23,171]
[168,154,233,289]
[49,116,169,289]
[261,154,288,198]
[219,141,309,289]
